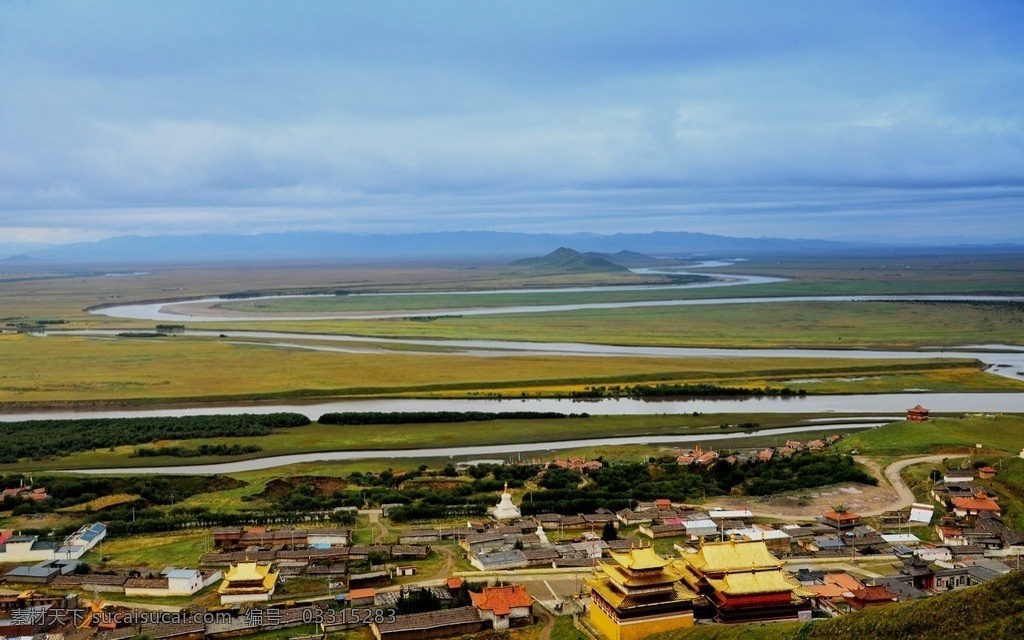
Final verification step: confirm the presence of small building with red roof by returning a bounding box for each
[822,509,861,530]
[348,587,377,607]
[696,451,719,466]
[951,493,1001,518]
[936,525,967,546]
[845,584,898,610]
[907,405,930,422]
[807,573,863,611]
[470,584,534,630]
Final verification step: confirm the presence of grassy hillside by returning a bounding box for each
[807,568,1024,640]
[835,414,1024,456]
[668,569,1024,640]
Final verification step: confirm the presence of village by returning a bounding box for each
[3,409,1024,640]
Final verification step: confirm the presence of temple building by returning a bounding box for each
[586,546,697,640]
[822,507,862,531]
[907,405,930,422]
[470,584,534,630]
[845,584,898,609]
[217,561,279,604]
[491,483,521,520]
[676,538,812,622]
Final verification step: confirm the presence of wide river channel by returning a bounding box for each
[6,262,1022,473]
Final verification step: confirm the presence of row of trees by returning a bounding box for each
[0,412,309,462]
[0,473,245,513]
[132,444,262,458]
[318,411,576,425]
[570,383,807,399]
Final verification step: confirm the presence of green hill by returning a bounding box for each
[836,414,1024,456]
[508,247,631,273]
[582,249,658,265]
[666,569,1024,640]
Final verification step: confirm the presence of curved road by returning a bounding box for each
[870,454,948,516]
[733,454,947,522]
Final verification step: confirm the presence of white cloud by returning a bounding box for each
[0,1,1022,243]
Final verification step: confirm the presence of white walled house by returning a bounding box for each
[0,535,59,563]
[307,529,350,547]
[123,568,222,597]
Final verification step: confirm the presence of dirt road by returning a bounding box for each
[864,454,948,516]
[707,454,946,522]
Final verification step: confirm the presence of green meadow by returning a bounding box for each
[835,414,1024,456]
[226,300,1024,350]
[6,412,867,472]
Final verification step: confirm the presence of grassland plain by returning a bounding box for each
[3,251,1022,321]
[223,300,1024,349]
[0,262,677,324]
[3,254,1023,409]
[709,252,1024,295]
[3,413,865,472]
[2,332,1010,407]
[212,282,732,314]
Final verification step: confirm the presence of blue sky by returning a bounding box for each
[1,1,1022,245]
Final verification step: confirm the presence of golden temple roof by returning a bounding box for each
[681,538,782,574]
[218,562,278,594]
[705,570,813,597]
[601,561,683,589]
[607,546,672,571]
[587,575,697,610]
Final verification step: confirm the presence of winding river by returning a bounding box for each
[11,261,1021,423]
[5,260,1019,473]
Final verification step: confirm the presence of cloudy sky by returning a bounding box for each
[1,1,1023,245]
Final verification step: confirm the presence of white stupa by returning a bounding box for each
[536,523,549,545]
[491,482,521,520]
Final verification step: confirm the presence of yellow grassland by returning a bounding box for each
[0,333,1011,405]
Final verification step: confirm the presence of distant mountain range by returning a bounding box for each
[1,230,1020,265]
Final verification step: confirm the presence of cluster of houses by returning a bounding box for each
[369,582,535,640]
[3,445,1024,640]
[926,465,1024,555]
[547,456,603,473]
[203,526,430,600]
[0,523,107,568]
[675,444,721,466]
[0,485,48,504]
[581,530,1023,639]
[797,550,1016,615]
[673,435,845,468]
[757,434,845,464]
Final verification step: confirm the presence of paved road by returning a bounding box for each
[862,454,948,516]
